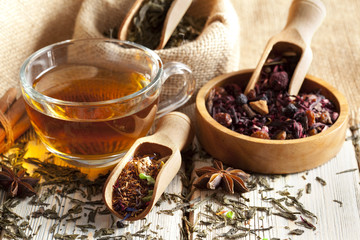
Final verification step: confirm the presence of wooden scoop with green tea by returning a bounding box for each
[118,0,193,50]
[103,112,193,221]
[244,0,326,96]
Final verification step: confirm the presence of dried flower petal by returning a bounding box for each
[269,71,289,91]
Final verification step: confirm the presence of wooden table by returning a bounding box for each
[1,0,360,239]
[1,125,359,239]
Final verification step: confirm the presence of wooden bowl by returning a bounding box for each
[195,69,349,174]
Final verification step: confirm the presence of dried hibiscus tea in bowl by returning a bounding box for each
[206,53,339,140]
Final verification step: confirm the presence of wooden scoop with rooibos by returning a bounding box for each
[244,0,326,96]
[103,112,193,221]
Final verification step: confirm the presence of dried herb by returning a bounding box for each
[286,196,317,220]
[296,216,316,230]
[105,0,207,50]
[0,198,31,239]
[264,197,298,220]
[53,233,79,239]
[87,207,100,223]
[126,0,173,49]
[206,52,339,139]
[76,224,96,232]
[315,176,327,186]
[193,160,249,194]
[112,153,167,219]
[31,205,60,219]
[24,157,108,198]
[288,228,305,235]
[336,168,358,175]
[94,228,115,238]
[165,15,207,48]
[0,142,116,239]
[333,199,343,207]
[194,199,274,238]
[296,188,303,200]
[257,176,273,191]
[273,211,298,220]
[305,183,311,194]
[0,164,39,198]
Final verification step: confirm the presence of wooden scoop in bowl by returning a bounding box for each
[103,112,193,221]
[244,0,326,96]
[118,0,193,49]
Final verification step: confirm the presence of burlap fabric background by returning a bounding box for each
[0,0,359,115]
[0,0,240,114]
[73,0,240,110]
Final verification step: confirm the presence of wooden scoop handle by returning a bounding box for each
[153,112,193,151]
[284,0,326,45]
[157,0,193,49]
[118,0,144,41]
[245,0,325,96]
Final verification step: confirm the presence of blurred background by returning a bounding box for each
[1,0,359,113]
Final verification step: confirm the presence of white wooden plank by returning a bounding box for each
[189,130,360,240]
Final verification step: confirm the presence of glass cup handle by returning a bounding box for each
[156,62,196,118]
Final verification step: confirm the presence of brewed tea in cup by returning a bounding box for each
[20,39,195,167]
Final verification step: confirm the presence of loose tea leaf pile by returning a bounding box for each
[182,148,323,239]
[126,0,173,49]
[1,130,354,238]
[0,143,110,239]
[207,52,339,139]
[112,153,167,219]
[105,0,207,49]
[164,15,207,49]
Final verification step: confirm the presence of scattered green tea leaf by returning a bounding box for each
[315,176,327,186]
[336,168,358,175]
[288,228,305,235]
[333,199,343,207]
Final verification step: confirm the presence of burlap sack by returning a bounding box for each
[0,0,83,96]
[73,0,240,110]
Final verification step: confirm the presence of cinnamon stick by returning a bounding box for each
[0,88,31,153]
[0,97,27,142]
[0,114,31,153]
[13,114,31,140]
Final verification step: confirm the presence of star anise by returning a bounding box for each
[193,160,250,194]
[0,164,39,198]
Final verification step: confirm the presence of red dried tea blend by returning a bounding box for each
[207,52,339,139]
[112,153,167,219]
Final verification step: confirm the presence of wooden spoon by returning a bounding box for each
[118,0,192,49]
[118,0,143,41]
[244,0,326,96]
[157,0,192,49]
[103,112,193,221]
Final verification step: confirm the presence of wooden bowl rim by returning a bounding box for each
[196,69,349,145]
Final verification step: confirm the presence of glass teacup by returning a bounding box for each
[20,38,195,167]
